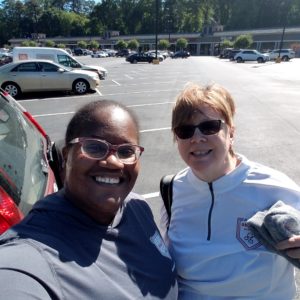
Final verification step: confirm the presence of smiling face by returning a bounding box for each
[63,105,140,225]
[176,104,236,182]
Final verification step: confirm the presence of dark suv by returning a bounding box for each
[116,49,131,57]
[171,51,191,58]
[228,49,242,61]
[73,48,89,56]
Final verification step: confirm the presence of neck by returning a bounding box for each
[195,154,239,183]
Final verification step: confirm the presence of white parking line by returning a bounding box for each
[18,93,92,103]
[140,127,171,133]
[104,88,181,97]
[33,111,75,117]
[96,88,102,96]
[32,101,174,118]
[128,101,174,108]
[142,192,159,199]
[125,74,134,79]
[112,80,121,86]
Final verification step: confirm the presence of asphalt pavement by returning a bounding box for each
[18,55,300,298]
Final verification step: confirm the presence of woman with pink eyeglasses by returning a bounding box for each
[0,99,178,299]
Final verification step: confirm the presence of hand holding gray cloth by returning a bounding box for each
[247,200,300,268]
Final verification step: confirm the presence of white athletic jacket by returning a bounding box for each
[160,154,300,300]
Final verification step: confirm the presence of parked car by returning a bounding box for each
[116,49,132,57]
[0,54,12,66]
[65,48,73,56]
[0,89,61,233]
[147,52,164,61]
[268,49,295,61]
[12,47,108,80]
[73,48,91,56]
[234,50,270,63]
[102,49,118,57]
[171,51,190,58]
[227,49,242,61]
[0,59,100,98]
[126,52,155,64]
[91,51,108,58]
[219,48,233,58]
[147,50,167,59]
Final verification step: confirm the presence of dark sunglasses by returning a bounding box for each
[174,119,224,139]
[69,137,144,164]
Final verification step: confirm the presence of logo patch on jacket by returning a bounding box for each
[236,218,262,250]
[150,231,172,259]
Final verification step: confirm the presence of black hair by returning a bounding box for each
[65,100,140,145]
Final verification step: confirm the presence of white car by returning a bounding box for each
[234,50,270,63]
[102,49,117,56]
[268,49,295,61]
[0,59,100,98]
[91,51,108,58]
[146,51,164,61]
[12,47,108,80]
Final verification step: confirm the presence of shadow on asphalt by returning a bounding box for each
[15,90,97,101]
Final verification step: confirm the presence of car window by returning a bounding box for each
[11,62,38,72]
[39,62,59,72]
[58,54,81,68]
[57,54,72,67]
[36,54,55,61]
[0,97,48,214]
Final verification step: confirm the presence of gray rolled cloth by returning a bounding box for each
[247,200,300,268]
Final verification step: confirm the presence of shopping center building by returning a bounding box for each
[8,26,300,56]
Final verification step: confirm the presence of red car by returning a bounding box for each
[0,89,61,233]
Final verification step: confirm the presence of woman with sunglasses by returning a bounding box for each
[160,83,300,299]
[0,100,178,299]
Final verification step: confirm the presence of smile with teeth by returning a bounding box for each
[94,176,120,184]
[191,149,212,156]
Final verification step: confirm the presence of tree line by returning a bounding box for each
[1,0,300,47]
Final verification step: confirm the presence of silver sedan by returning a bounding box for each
[0,59,100,98]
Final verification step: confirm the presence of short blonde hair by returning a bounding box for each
[172,83,236,131]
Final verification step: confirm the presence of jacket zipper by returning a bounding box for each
[207,182,214,240]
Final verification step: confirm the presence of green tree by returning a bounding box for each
[90,0,123,33]
[1,0,25,41]
[21,40,37,46]
[158,39,170,50]
[77,40,87,48]
[22,0,43,38]
[89,40,99,50]
[233,34,253,49]
[21,40,31,46]
[127,39,139,50]
[44,40,55,47]
[220,39,233,49]
[115,39,128,50]
[176,38,188,50]
[57,43,66,48]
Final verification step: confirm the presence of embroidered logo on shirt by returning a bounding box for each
[236,218,262,250]
[150,231,172,259]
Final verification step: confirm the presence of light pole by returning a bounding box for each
[278,0,290,61]
[278,25,286,58]
[155,0,158,59]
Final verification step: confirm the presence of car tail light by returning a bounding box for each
[0,186,23,234]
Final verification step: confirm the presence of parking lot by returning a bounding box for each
[18,55,300,213]
[16,55,300,297]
